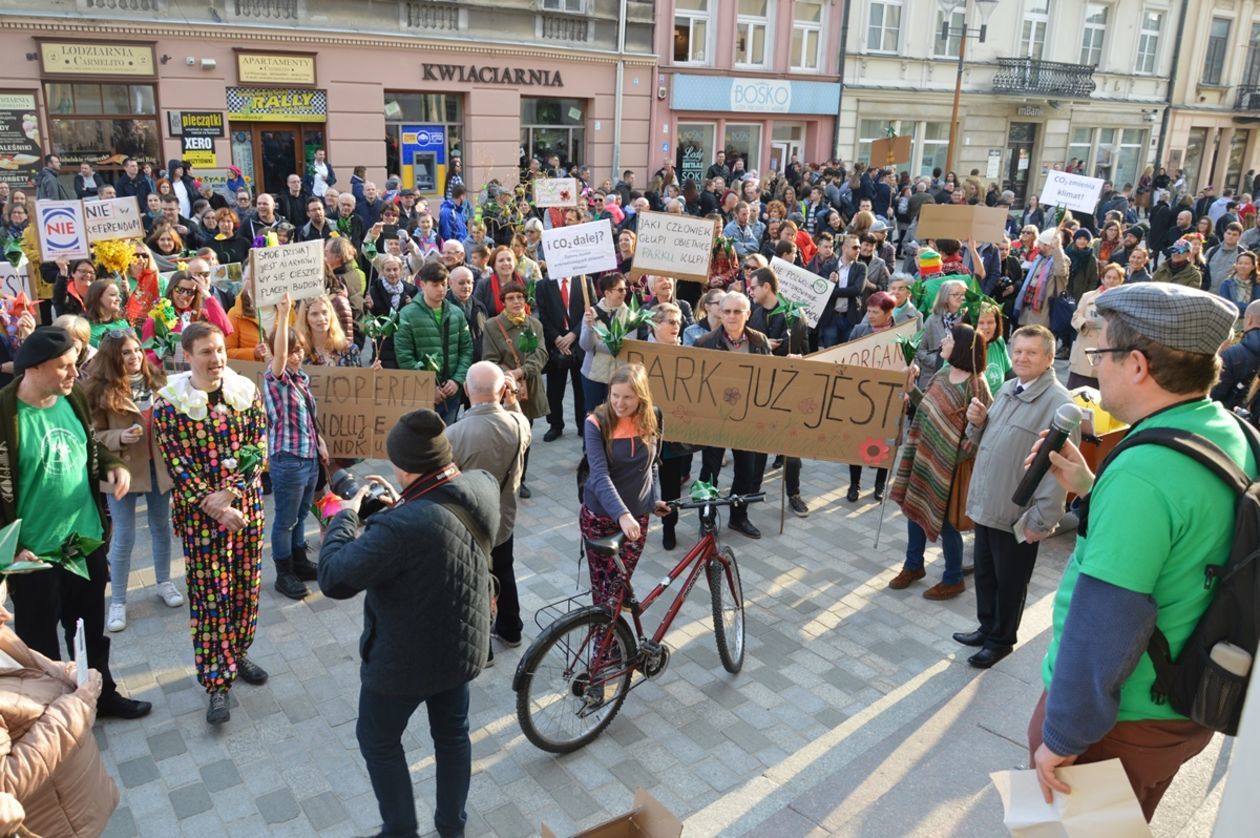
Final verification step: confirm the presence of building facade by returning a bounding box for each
[1164,0,1260,195]
[649,0,845,184]
[0,0,656,199]
[840,0,1178,205]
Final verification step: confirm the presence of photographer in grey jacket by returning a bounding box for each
[954,325,1077,670]
[318,409,498,838]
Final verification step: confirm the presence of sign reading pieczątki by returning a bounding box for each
[619,340,905,467]
[83,197,144,243]
[251,239,325,306]
[630,211,716,284]
[1040,170,1106,215]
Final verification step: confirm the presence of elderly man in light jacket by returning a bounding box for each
[955,324,1077,670]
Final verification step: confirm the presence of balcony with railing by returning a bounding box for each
[992,58,1096,99]
[1239,85,1260,113]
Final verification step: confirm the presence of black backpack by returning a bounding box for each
[1080,415,1260,735]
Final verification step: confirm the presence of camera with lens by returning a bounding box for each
[329,469,393,519]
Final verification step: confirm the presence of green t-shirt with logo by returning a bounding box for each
[1042,399,1256,721]
[16,397,103,557]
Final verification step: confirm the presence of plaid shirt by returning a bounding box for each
[263,367,319,459]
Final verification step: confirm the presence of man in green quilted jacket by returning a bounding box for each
[395,262,473,424]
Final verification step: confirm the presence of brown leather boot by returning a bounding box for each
[923,581,966,600]
[887,568,926,589]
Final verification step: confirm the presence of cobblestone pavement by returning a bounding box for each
[86,399,1226,837]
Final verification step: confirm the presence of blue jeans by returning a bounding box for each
[436,394,461,425]
[904,518,964,585]
[358,682,471,838]
[106,460,172,607]
[269,452,318,564]
[819,318,853,349]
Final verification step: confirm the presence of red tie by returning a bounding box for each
[560,278,570,328]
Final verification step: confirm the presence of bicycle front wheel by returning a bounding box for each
[514,606,636,754]
[708,547,745,673]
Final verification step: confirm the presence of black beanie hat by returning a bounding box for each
[1128,226,1145,242]
[15,326,75,374]
[386,409,452,475]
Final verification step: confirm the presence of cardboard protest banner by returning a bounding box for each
[34,199,89,260]
[0,261,37,300]
[541,219,617,280]
[870,135,912,167]
[770,257,833,329]
[83,196,144,243]
[618,340,905,467]
[1040,170,1106,215]
[250,240,325,307]
[808,320,917,371]
[915,204,1008,244]
[629,211,716,284]
[231,361,435,459]
[533,177,578,208]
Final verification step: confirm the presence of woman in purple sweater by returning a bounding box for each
[580,364,670,607]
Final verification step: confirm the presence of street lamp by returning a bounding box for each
[940,0,999,177]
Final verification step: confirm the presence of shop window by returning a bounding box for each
[542,0,586,11]
[1094,128,1116,181]
[1226,130,1250,191]
[1202,17,1231,86]
[677,123,716,188]
[1068,127,1094,172]
[735,0,772,69]
[1135,9,1163,74]
[724,123,761,174]
[792,0,825,70]
[44,81,159,171]
[674,0,711,65]
[1114,129,1146,188]
[521,98,585,171]
[921,122,950,178]
[1182,127,1209,194]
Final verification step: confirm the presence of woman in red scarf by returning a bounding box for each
[476,246,526,318]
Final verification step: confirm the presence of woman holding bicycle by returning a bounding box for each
[580,363,671,607]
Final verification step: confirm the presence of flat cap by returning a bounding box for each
[1094,283,1237,356]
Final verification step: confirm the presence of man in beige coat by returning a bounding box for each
[0,604,117,836]
[445,362,531,659]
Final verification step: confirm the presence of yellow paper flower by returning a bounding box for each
[176,261,188,272]
[92,239,134,276]
[214,233,227,241]
[329,231,341,238]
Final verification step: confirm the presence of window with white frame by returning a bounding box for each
[1135,9,1163,74]
[1067,127,1093,171]
[856,118,889,164]
[867,0,901,54]
[1202,17,1231,85]
[1021,0,1049,61]
[673,0,711,64]
[541,0,585,11]
[1080,3,1107,66]
[735,0,772,68]
[921,122,950,178]
[934,7,965,58]
[792,0,825,69]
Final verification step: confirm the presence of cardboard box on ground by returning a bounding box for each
[542,788,682,838]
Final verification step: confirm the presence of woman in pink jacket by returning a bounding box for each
[0,604,118,836]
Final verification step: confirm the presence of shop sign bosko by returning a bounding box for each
[730,79,792,114]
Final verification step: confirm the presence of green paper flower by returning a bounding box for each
[896,331,923,366]
[689,480,719,502]
[770,292,809,328]
[39,532,105,581]
[517,324,540,355]
[360,310,400,342]
[417,353,442,373]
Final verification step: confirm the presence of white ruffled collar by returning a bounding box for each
[158,368,256,421]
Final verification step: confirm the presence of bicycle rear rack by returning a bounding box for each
[532,590,593,632]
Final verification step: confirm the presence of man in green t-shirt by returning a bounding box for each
[0,327,150,720]
[1028,283,1249,821]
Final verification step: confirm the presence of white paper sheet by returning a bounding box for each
[991,759,1150,837]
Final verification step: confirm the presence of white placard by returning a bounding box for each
[83,196,144,243]
[1041,170,1105,214]
[251,240,325,307]
[533,177,578,208]
[808,319,917,371]
[771,257,833,329]
[34,199,90,260]
[541,219,618,280]
[0,261,35,300]
[629,211,715,284]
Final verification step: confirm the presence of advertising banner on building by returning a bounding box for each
[0,92,41,189]
[400,124,446,195]
[227,88,327,123]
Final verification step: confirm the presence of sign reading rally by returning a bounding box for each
[1040,170,1106,215]
[83,197,143,243]
[231,361,435,459]
[250,240,325,306]
[619,340,905,466]
[808,320,917,371]
[771,257,833,328]
[630,211,716,284]
[34,199,89,260]
[541,219,617,280]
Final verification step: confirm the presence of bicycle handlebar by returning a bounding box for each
[668,492,766,511]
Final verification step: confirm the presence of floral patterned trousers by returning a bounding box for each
[580,505,648,609]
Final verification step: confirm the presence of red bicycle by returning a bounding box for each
[512,492,765,753]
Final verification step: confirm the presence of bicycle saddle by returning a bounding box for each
[585,532,625,556]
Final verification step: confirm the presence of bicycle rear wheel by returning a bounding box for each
[514,606,636,754]
[708,547,745,673]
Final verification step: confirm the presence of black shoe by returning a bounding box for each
[206,692,230,725]
[261,472,272,496]
[543,427,562,442]
[289,545,318,581]
[952,630,986,647]
[484,647,495,668]
[97,692,153,720]
[519,483,532,499]
[788,494,810,518]
[274,561,309,600]
[237,656,269,685]
[968,646,1013,669]
[873,484,885,503]
[663,528,676,550]
[846,485,860,503]
[491,628,522,648]
[771,455,785,470]
[730,519,761,539]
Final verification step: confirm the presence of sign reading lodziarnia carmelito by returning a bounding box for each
[39,42,155,76]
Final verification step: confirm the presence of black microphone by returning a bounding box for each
[1011,403,1084,508]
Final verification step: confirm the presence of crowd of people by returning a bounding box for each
[0,147,1255,835]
